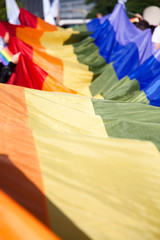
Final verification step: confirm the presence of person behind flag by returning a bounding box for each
[135,19,150,31]
[0,32,14,69]
[0,32,9,51]
[51,0,60,25]
[0,33,20,84]
[5,0,20,25]
[42,0,56,25]
[152,25,160,50]
[0,37,6,51]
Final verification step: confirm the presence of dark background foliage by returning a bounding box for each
[0,0,7,20]
[86,0,160,18]
[0,0,22,20]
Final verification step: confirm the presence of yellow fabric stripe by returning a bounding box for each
[40,30,78,46]
[80,87,104,99]
[40,31,87,67]
[82,87,104,99]
[40,32,93,92]
[63,60,93,92]
[25,89,107,138]
[16,27,93,93]
[37,135,160,240]
[25,89,160,240]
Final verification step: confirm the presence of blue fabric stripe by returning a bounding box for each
[129,53,160,106]
[86,14,110,32]
[87,3,160,106]
[87,19,101,32]
[90,3,156,80]
[91,19,139,79]
[129,55,160,90]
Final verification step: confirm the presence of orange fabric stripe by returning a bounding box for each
[16,27,64,85]
[0,191,61,240]
[37,18,58,31]
[0,84,49,227]
[16,26,44,50]
[42,75,77,93]
[33,50,64,83]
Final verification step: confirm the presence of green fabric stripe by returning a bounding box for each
[92,99,160,150]
[89,62,119,96]
[65,36,149,104]
[72,24,88,32]
[90,63,149,103]
[64,32,90,44]
[65,36,106,81]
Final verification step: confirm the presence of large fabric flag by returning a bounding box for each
[0,21,79,93]
[87,48,160,106]
[1,1,160,239]
[0,192,60,240]
[0,20,92,94]
[1,83,160,240]
[91,3,155,78]
[1,2,160,105]
[128,50,160,106]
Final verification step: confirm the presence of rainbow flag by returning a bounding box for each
[1,2,160,239]
[0,21,91,93]
[1,83,160,240]
[0,46,13,66]
[0,2,159,105]
[0,2,159,107]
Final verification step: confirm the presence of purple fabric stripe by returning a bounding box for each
[108,3,156,64]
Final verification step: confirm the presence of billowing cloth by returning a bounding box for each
[1,2,160,240]
[19,7,57,31]
[1,84,160,240]
[0,3,159,106]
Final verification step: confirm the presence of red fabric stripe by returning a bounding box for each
[8,53,47,90]
[19,8,37,28]
[0,21,17,36]
[19,8,58,31]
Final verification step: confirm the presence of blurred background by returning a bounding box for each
[0,0,160,26]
